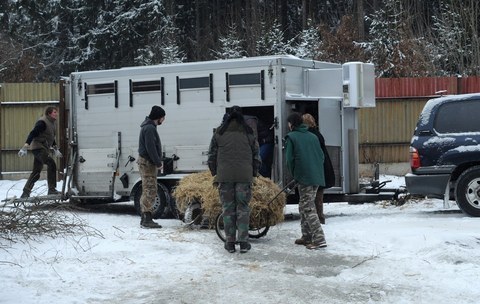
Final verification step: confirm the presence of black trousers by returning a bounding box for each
[23,148,57,195]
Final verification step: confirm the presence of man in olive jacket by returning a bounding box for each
[208,106,260,253]
[18,106,62,198]
[285,112,327,249]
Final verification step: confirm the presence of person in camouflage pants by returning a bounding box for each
[137,105,166,228]
[208,106,260,253]
[219,183,252,244]
[285,112,327,250]
[137,156,158,216]
[297,184,326,245]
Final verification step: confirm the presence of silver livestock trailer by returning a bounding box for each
[61,55,393,218]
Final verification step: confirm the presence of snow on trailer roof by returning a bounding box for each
[68,55,342,79]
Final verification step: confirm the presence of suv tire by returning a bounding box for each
[455,166,480,217]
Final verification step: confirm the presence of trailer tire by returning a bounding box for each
[133,182,170,219]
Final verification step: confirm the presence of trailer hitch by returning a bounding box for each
[363,179,408,205]
[366,180,391,193]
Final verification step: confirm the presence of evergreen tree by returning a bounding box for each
[159,16,185,64]
[134,15,184,65]
[429,1,470,75]
[1,0,479,80]
[255,21,292,56]
[294,20,321,59]
[212,25,245,60]
[362,0,430,77]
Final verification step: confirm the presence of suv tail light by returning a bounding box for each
[410,147,421,170]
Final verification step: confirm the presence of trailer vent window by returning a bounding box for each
[87,83,115,95]
[229,73,261,86]
[176,75,213,104]
[226,71,265,101]
[178,77,210,90]
[84,81,118,110]
[132,80,162,92]
[129,78,164,107]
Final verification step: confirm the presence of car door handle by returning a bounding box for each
[419,130,433,135]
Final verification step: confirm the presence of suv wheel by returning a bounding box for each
[455,166,480,217]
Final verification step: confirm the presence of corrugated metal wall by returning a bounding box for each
[0,83,60,177]
[359,98,428,163]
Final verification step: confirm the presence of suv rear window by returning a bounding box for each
[434,100,480,133]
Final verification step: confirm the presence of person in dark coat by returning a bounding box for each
[257,119,274,178]
[302,113,335,224]
[285,112,327,249]
[242,115,274,179]
[18,106,62,198]
[137,105,165,228]
[208,106,261,253]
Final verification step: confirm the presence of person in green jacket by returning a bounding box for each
[208,106,261,253]
[285,112,327,249]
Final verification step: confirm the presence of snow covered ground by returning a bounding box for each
[1,176,480,304]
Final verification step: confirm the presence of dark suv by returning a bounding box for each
[405,93,480,216]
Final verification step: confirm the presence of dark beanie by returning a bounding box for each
[148,106,165,120]
[231,105,242,114]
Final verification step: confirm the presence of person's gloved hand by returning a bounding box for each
[18,144,28,157]
[53,147,63,158]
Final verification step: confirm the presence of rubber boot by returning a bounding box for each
[140,212,162,228]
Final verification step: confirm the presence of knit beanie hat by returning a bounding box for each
[148,106,165,120]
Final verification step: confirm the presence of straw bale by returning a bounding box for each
[172,171,286,228]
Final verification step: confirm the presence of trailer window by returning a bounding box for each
[86,83,115,95]
[132,80,162,92]
[129,78,164,106]
[176,74,213,104]
[229,73,261,86]
[84,81,118,110]
[226,71,265,101]
[178,76,210,89]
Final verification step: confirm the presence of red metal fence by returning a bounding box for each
[375,76,480,98]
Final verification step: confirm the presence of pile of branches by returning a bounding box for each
[0,199,102,247]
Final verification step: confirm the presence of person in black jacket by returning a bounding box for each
[137,105,165,228]
[302,113,335,224]
[208,106,260,253]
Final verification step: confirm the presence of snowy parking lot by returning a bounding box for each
[2,176,480,304]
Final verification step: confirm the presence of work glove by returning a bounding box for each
[53,146,63,158]
[18,144,28,157]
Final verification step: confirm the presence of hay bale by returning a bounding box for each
[172,171,286,228]
[250,177,286,228]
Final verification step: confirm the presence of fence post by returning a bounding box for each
[0,83,3,180]
[457,75,463,95]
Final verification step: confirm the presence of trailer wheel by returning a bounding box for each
[215,212,226,242]
[183,200,203,226]
[215,212,270,242]
[133,182,169,219]
[248,224,270,239]
[455,166,480,217]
